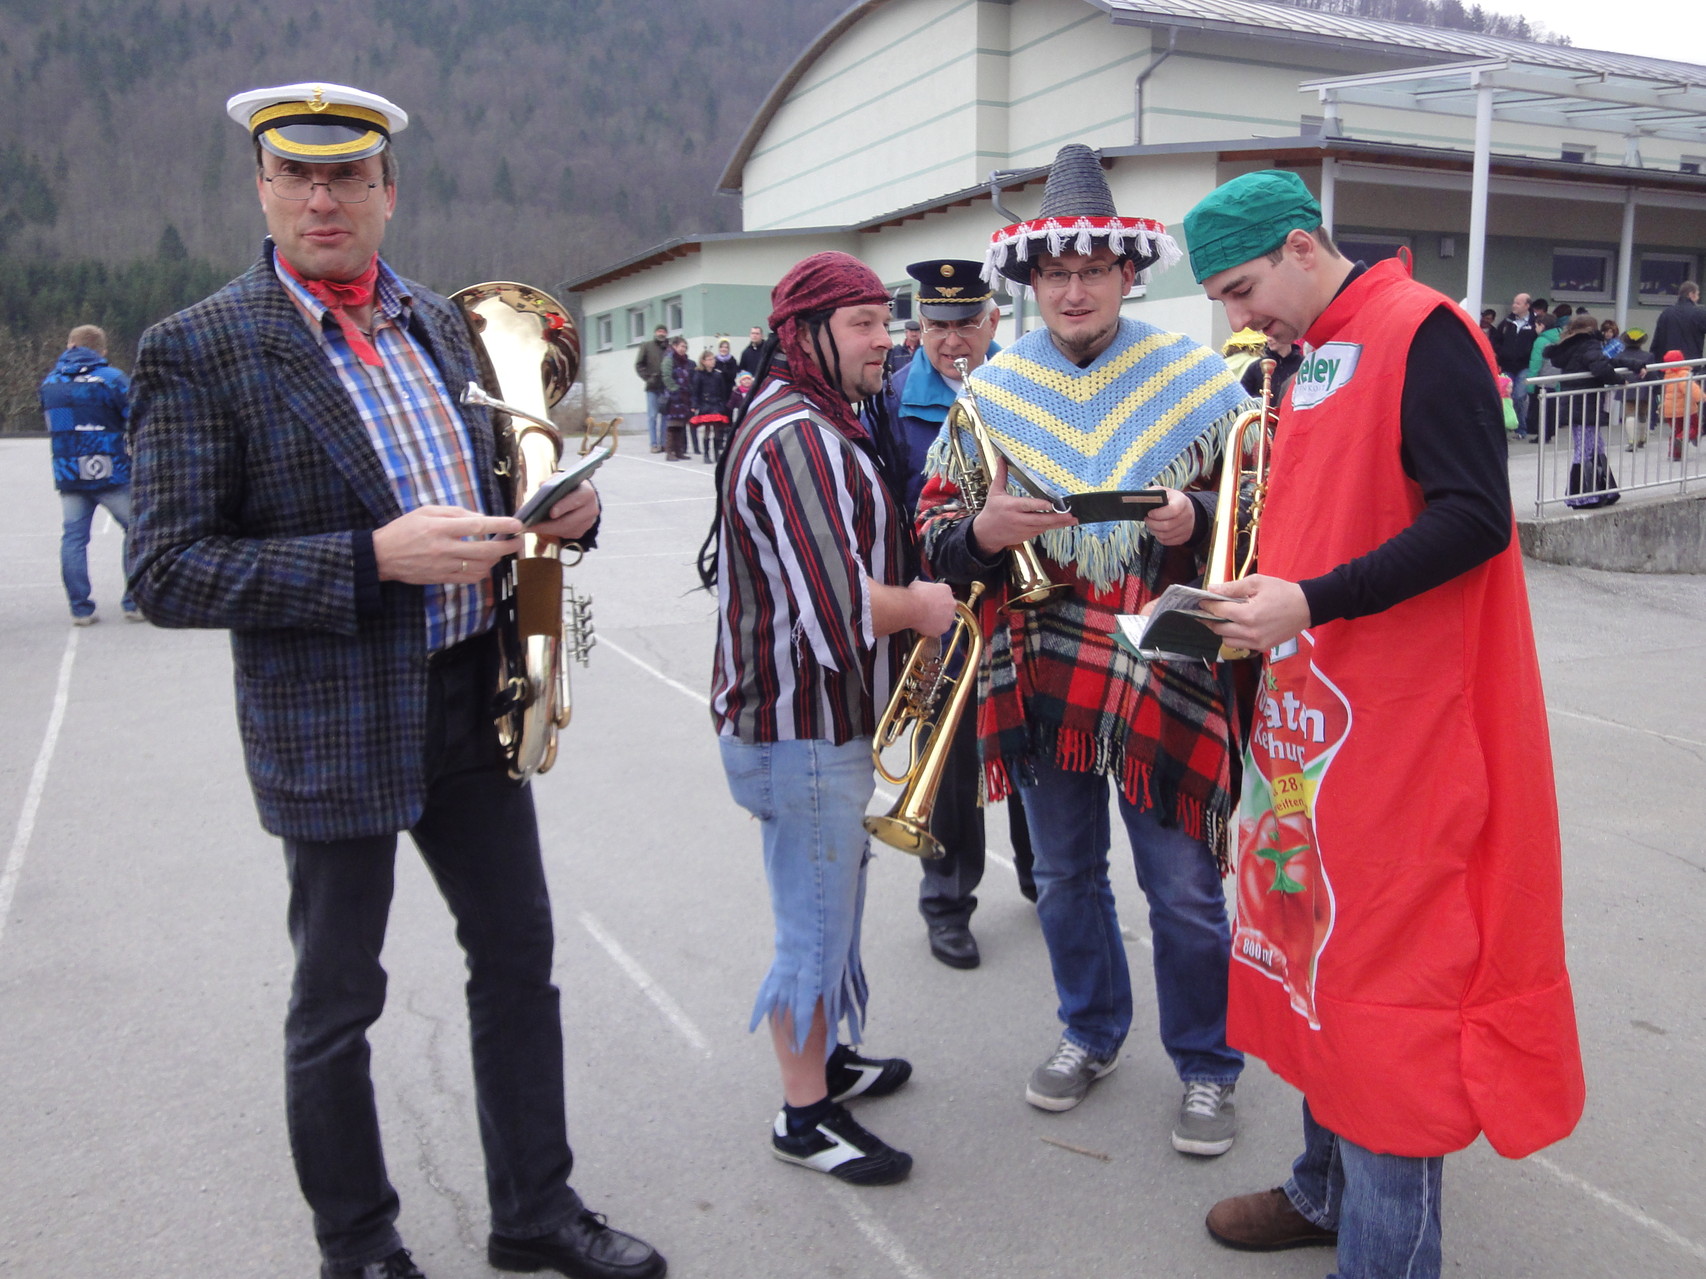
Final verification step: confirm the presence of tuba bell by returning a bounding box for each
[452,281,594,781]
[1203,357,1278,661]
[944,357,1069,612]
[865,582,986,858]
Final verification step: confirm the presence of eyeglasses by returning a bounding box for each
[264,175,380,204]
[920,316,991,335]
[1035,264,1119,289]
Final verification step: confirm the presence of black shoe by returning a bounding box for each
[927,919,980,969]
[828,1042,912,1101]
[322,1248,425,1279]
[488,1209,665,1278]
[771,1102,912,1184]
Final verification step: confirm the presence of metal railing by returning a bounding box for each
[1525,356,1705,517]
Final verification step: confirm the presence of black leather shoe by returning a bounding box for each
[927,920,980,969]
[488,1209,666,1278]
[322,1247,425,1278]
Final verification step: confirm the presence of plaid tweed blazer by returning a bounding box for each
[126,244,505,841]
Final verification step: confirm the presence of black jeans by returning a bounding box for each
[919,707,1037,924]
[282,635,579,1268]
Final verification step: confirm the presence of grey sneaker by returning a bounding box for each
[1173,1080,1237,1155]
[72,612,98,627]
[1025,1036,1117,1111]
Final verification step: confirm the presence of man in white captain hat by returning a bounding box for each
[125,82,664,1279]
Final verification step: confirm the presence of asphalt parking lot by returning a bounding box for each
[1,435,1702,1277]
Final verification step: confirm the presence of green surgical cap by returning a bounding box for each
[1183,170,1323,284]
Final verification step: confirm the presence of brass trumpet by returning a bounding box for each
[1203,357,1278,661]
[865,582,987,859]
[453,282,592,781]
[945,357,1068,612]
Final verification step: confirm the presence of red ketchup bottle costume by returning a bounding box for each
[1229,256,1586,1160]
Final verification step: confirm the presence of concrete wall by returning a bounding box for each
[1519,494,1706,574]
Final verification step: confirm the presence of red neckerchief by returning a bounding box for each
[276,252,384,367]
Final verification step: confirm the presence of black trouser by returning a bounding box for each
[919,706,1036,925]
[281,635,578,1268]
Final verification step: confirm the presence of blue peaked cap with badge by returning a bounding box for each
[906,259,992,321]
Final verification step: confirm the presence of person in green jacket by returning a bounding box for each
[1524,315,1563,440]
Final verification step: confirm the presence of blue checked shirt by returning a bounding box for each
[276,256,493,652]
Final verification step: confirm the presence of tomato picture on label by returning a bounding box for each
[1232,630,1350,1030]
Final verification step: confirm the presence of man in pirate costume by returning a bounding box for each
[701,252,957,1185]
[128,83,664,1279]
[1186,170,1583,1275]
[916,145,1249,1153]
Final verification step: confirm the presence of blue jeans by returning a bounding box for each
[646,388,666,449]
[1285,1100,1444,1279]
[720,736,875,1054]
[282,637,579,1268]
[60,485,134,617]
[1508,369,1529,432]
[1019,761,1242,1081]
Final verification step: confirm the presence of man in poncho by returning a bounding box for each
[918,144,1250,1155]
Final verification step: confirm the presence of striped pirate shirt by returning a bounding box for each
[711,377,908,744]
[275,255,493,652]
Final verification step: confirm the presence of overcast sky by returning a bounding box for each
[1477,1,1706,62]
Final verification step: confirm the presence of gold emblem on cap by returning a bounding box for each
[938,286,963,297]
[941,264,956,278]
[308,86,328,112]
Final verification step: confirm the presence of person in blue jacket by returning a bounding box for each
[887,259,1036,970]
[40,324,141,625]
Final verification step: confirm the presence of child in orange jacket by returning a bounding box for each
[1661,349,1703,461]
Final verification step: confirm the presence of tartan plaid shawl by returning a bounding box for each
[918,325,1243,855]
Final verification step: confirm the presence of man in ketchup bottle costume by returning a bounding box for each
[1182,170,1584,1278]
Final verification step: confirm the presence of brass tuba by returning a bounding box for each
[943,357,1069,612]
[452,281,594,780]
[865,582,986,858]
[1203,358,1278,661]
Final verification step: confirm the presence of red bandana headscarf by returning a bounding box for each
[276,250,384,367]
[767,251,890,439]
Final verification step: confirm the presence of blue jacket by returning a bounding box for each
[41,346,131,491]
[127,244,505,841]
[888,342,1000,513]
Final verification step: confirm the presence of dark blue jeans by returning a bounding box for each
[282,637,579,1268]
[1019,761,1242,1081]
[1285,1099,1444,1279]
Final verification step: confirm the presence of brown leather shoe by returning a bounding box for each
[1206,1187,1338,1251]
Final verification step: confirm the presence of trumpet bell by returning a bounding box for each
[862,813,945,859]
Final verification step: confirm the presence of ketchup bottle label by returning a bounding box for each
[1232,628,1351,1030]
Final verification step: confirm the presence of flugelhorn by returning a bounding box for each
[945,357,1069,612]
[452,281,592,781]
[865,582,987,858]
[1203,357,1278,661]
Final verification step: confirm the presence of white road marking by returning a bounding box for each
[831,1183,937,1279]
[1,629,77,955]
[1549,706,1706,750]
[577,910,711,1057]
[611,453,715,480]
[99,512,115,534]
[618,496,717,506]
[1530,1154,1706,1263]
[599,636,708,707]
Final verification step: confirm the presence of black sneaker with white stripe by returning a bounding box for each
[771,1103,913,1185]
[828,1043,912,1102]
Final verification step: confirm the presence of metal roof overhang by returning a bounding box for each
[1304,58,1706,149]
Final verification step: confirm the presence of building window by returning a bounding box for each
[1681,156,1705,174]
[1638,253,1698,303]
[1335,233,1411,264]
[627,308,647,344]
[891,289,913,322]
[595,314,614,353]
[664,296,684,333]
[1560,143,1595,164]
[1551,247,1614,303]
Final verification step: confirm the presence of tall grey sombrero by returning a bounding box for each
[983,144,1181,294]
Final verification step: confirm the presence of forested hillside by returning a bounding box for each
[0,0,843,421]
